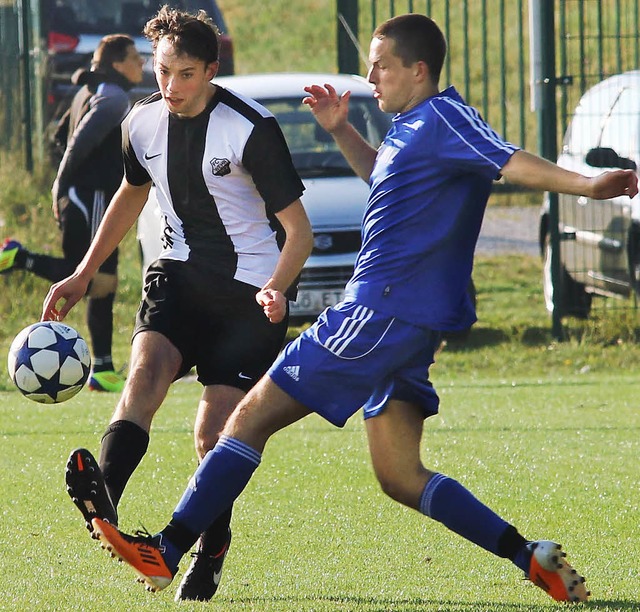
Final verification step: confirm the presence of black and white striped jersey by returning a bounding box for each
[122,85,304,291]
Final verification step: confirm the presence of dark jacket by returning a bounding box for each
[54,68,134,198]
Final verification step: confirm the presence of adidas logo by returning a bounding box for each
[283,365,300,381]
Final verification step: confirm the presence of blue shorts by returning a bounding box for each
[269,301,441,427]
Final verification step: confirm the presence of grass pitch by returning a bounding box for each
[0,370,638,611]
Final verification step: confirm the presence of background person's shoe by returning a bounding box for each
[174,529,231,601]
[65,448,118,535]
[89,369,125,392]
[526,540,589,602]
[0,239,22,274]
[92,518,176,592]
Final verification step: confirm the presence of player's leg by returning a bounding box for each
[92,376,310,591]
[365,399,588,602]
[174,385,243,601]
[87,250,123,392]
[101,330,182,502]
[66,330,182,532]
[91,303,417,588]
[1,192,86,279]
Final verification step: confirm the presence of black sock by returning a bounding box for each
[496,524,529,560]
[87,294,114,364]
[99,420,149,508]
[199,507,233,554]
[23,252,74,282]
[162,519,201,555]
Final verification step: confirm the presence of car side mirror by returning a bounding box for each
[585,146,637,170]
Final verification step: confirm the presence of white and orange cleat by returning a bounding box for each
[527,540,589,603]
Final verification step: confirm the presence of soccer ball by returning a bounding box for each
[7,321,91,404]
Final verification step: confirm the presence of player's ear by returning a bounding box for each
[206,60,219,81]
[415,60,429,81]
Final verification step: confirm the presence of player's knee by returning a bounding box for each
[87,272,117,298]
[375,471,417,507]
[378,474,403,502]
[195,429,218,460]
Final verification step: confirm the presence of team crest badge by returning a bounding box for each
[210,157,231,176]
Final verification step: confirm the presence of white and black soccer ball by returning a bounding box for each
[7,321,91,404]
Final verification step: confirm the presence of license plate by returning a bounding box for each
[290,289,344,316]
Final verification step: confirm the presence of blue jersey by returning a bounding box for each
[344,86,518,330]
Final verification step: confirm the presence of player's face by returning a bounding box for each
[367,36,421,114]
[112,44,144,85]
[154,37,219,118]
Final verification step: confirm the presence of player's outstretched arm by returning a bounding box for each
[501,150,638,199]
[303,83,378,182]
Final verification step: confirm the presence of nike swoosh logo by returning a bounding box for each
[238,372,252,380]
[144,152,161,160]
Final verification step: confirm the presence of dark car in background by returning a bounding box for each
[41,0,234,122]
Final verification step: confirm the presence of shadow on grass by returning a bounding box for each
[442,326,552,351]
[218,594,638,611]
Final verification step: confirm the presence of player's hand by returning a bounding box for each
[41,275,90,322]
[303,83,350,134]
[590,169,638,200]
[256,288,287,324]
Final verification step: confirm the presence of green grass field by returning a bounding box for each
[0,367,639,611]
[1,1,640,608]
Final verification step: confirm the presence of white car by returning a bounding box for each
[137,72,392,319]
[539,70,640,318]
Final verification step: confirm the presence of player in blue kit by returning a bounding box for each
[85,14,637,602]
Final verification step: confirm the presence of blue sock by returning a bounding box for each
[164,435,261,561]
[419,473,513,557]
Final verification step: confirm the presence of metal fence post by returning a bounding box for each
[337,0,360,75]
[17,0,33,171]
[532,0,563,339]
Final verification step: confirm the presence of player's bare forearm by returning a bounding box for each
[258,199,313,323]
[269,200,313,294]
[330,122,378,182]
[303,83,377,182]
[501,150,638,199]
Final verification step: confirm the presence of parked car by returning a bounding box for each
[41,0,234,123]
[539,70,640,318]
[137,72,392,321]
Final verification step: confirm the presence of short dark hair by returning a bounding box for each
[92,34,135,71]
[373,14,447,83]
[143,4,219,65]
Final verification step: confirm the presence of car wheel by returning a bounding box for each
[542,233,591,318]
[627,224,640,295]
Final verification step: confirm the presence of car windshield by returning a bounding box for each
[48,0,227,36]
[259,96,391,178]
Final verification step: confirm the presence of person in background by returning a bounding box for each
[0,33,144,393]
[42,6,313,603]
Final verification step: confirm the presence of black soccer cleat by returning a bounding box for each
[65,447,117,536]
[174,529,232,601]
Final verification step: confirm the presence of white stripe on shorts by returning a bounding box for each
[325,304,374,356]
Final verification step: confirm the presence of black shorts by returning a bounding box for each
[134,259,288,390]
[58,186,118,275]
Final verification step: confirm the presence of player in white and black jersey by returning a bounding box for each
[43,6,313,602]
